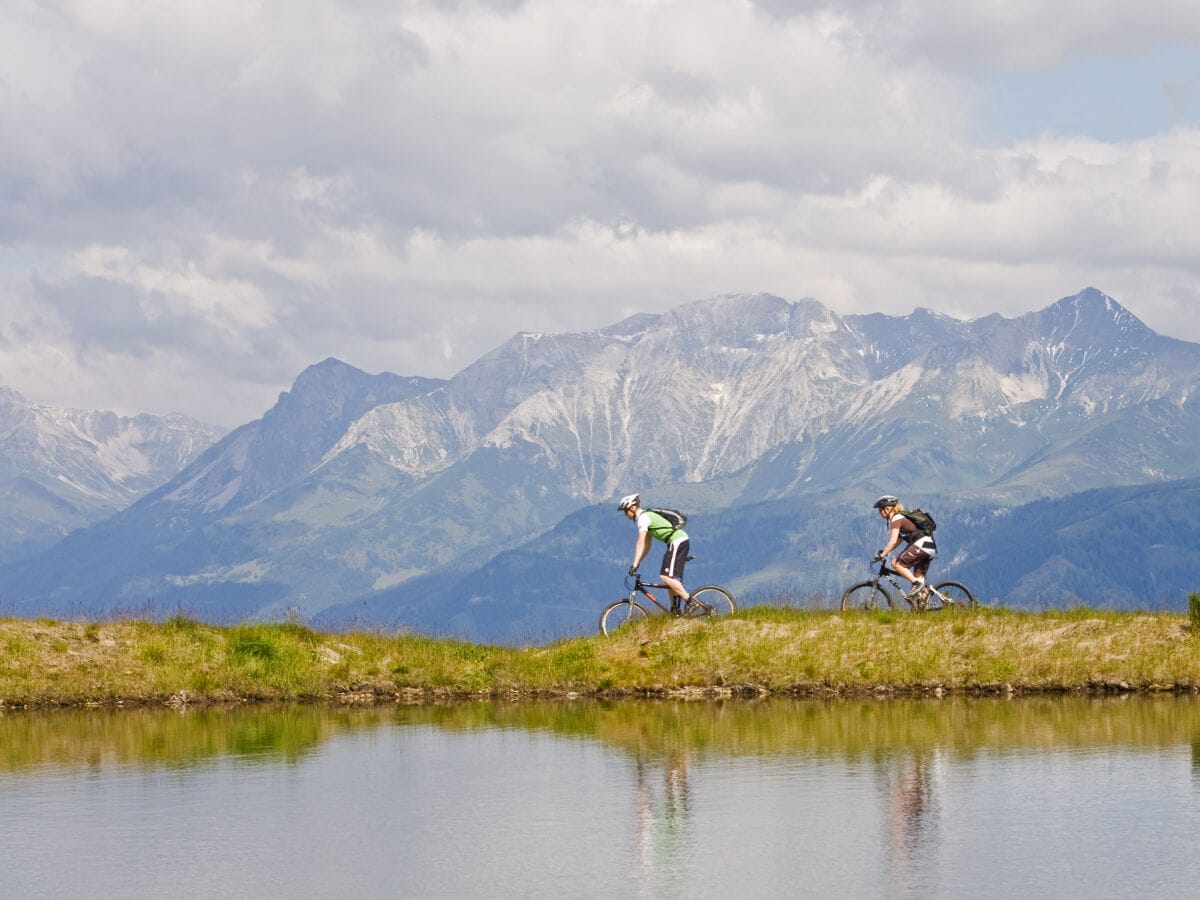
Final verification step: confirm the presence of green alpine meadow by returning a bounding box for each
[4,602,1200,709]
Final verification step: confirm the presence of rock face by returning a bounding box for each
[4,287,1199,631]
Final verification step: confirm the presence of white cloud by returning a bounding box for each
[0,0,1198,427]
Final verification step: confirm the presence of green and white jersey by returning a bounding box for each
[636,509,688,545]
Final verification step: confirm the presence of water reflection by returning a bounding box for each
[5,695,1200,773]
[4,697,1200,898]
[393,694,1200,761]
[633,749,692,897]
[884,749,938,895]
[0,704,387,774]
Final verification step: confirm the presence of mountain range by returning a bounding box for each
[2,287,1198,640]
[0,388,222,565]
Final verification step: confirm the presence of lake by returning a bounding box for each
[2,696,1198,898]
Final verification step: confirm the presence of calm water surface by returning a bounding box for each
[3,697,1199,898]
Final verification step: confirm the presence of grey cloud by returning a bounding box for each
[1,1,1199,427]
[750,0,880,19]
[4,0,972,250]
[756,0,1200,71]
[852,1,1200,71]
[33,275,223,359]
[2,4,432,232]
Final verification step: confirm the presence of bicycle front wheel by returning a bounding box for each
[841,581,895,611]
[930,581,977,610]
[599,599,649,635]
[686,585,735,618]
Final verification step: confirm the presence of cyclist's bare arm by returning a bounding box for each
[879,523,902,558]
[631,530,651,571]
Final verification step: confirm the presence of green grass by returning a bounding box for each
[1,605,1198,708]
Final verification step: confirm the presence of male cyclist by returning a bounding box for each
[618,493,690,613]
[872,495,937,608]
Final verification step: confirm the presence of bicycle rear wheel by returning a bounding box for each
[930,581,977,610]
[599,599,649,635]
[685,585,735,618]
[841,581,895,611]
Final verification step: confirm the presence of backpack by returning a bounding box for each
[905,508,937,537]
[649,507,687,531]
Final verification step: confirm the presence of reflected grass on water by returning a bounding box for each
[3,696,1200,776]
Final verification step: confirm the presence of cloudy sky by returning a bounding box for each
[2,0,1199,428]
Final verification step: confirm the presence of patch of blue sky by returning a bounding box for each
[977,43,1200,143]
[0,246,58,272]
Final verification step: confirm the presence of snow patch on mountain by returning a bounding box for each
[999,371,1049,407]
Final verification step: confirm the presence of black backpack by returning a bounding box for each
[905,508,937,536]
[649,507,687,531]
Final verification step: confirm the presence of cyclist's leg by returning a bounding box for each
[892,547,920,587]
[915,543,936,598]
[660,539,690,612]
[911,560,929,608]
[894,544,928,606]
[913,540,934,580]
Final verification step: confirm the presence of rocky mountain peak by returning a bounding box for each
[600,312,661,339]
[1038,287,1154,349]
[285,357,365,397]
[661,292,842,344]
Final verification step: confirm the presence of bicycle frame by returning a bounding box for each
[871,562,910,594]
[870,559,942,609]
[626,574,679,613]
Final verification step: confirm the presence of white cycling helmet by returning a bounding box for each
[873,495,899,509]
[618,493,640,511]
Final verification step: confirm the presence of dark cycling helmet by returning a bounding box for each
[618,493,640,511]
[873,495,899,509]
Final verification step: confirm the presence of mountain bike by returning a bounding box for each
[840,559,977,612]
[599,573,736,635]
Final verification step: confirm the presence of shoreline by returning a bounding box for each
[4,680,1197,713]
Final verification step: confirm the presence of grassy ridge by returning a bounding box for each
[2,606,1198,708]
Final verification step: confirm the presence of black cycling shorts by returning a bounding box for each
[661,539,690,580]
